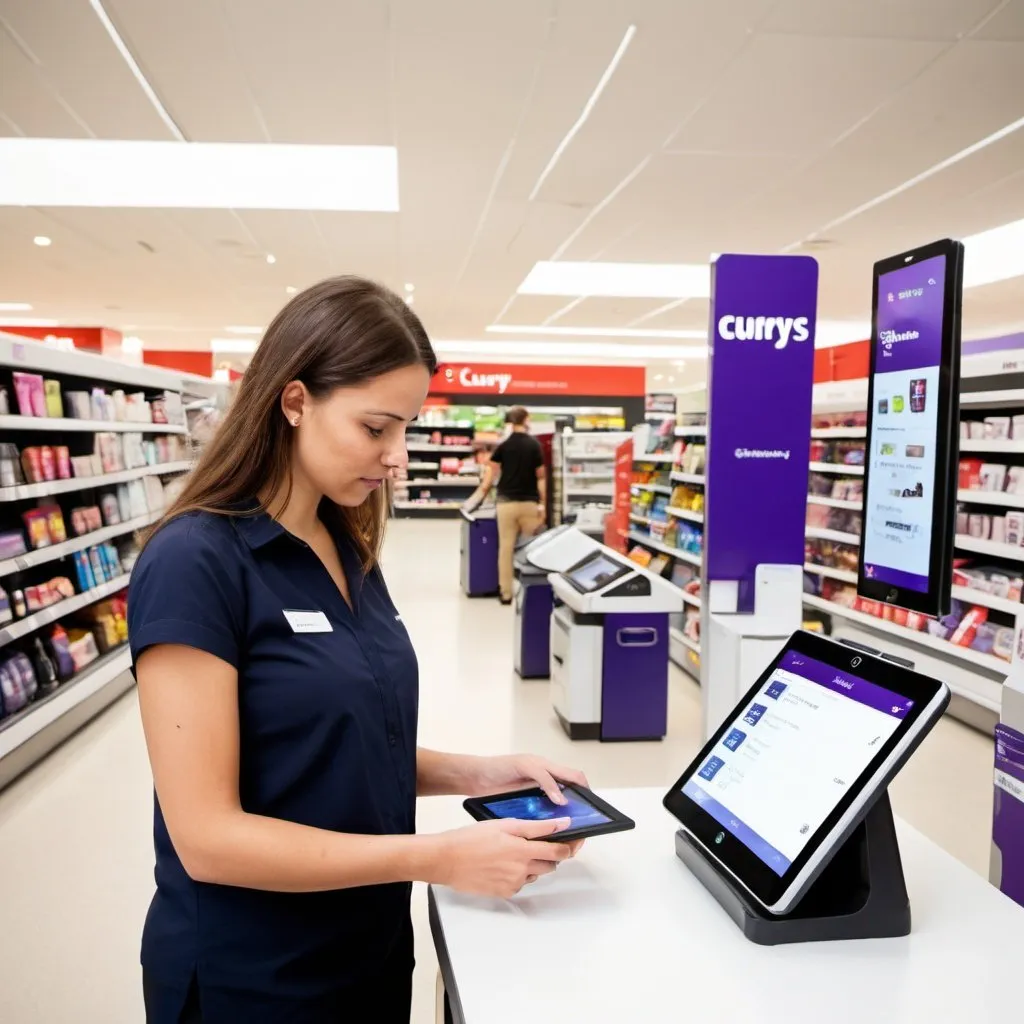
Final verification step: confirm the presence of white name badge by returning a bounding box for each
[283,610,333,633]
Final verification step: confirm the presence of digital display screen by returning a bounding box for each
[482,786,612,830]
[680,650,910,876]
[862,255,947,594]
[566,552,626,593]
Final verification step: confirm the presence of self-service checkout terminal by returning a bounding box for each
[549,546,683,741]
[512,525,599,679]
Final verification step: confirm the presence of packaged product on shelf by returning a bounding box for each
[0,443,24,488]
[0,658,31,715]
[12,371,46,417]
[968,514,992,539]
[89,547,108,584]
[1013,415,1024,440]
[1006,512,1024,546]
[10,589,25,619]
[31,637,60,695]
[993,518,1007,543]
[41,505,67,543]
[37,446,55,483]
[95,432,125,473]
[628,546,653,567]
[994,627,1014,662]
[11,651,37,702]
[47,625,75,680]
[73,550,96,591]
[959,458,985,491]
[127,478,149,517]
[21,446,44,483]
[980,464,1008,491]
[985,417,1012,439]
[150,397,167,424]
[948,606,987,646]
[970,622,998,656]
[112,389,128,422]
[161,391,184,425]
[101,493,121,525]
[0,385,8,416]
[65,629,100,671]
[143,475,167,511]
[22,508,51,548]
[91,387,116,422]
[648,554,671,577]
[0,585,11,626]
[42,379,63,418]
[125,392,151,422]
[0,530,27,559]
[122,432,145,469]
[117,483,132,522]
[53,445,71,479]
[63,391,90,419]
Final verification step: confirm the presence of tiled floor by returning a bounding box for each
[0,520,996,1022]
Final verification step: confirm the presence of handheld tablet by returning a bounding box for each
[663,631,949,916]
[464,783,635,842]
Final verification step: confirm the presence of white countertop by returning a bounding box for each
[429,787,1024,1022]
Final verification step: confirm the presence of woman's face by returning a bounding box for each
[291,364,431,507]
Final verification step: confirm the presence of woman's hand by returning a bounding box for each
[468,753,588,804]
[466,753,590,857]
[430,817,573,898]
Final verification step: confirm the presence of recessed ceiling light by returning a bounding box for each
[285,285,297,294]
[33,236,51,247]
[405,294,414,306]
[265,254,276,265]
[0,302,32,311]
[224,325,264,334]
[210,338,259,354]
[0,139,400,211]
[122,336,143,354]
[404,282,415,292]
[517,261,711,300]
[487,323,705,340]
[653,374,664,381]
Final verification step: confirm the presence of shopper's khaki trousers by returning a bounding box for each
[497,500,544,600]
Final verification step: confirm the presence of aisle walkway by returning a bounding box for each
[0,520,995,1022]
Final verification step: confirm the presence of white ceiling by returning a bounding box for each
[0,0,1023,388]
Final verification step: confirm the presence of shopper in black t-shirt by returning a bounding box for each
[481,407,546,604]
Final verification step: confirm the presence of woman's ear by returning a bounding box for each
[281,380,307,427]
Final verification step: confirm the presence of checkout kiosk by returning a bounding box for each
[512,525,598,679]
[459,506,498,597]
[549,546,683,741]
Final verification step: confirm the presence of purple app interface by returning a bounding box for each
[743,703,768,726]
[683,651,908,876]
[863,255,946,594]
[569,554,623,593]
[483,787,611,829]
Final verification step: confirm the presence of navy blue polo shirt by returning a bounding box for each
[128,506,419,1013]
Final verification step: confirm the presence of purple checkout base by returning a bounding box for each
[993,724,1024,908]
[600,612,669,741]
[514,577,552,678]
[461,517,499,597]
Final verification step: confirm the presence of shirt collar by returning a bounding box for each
[233,507,288,550]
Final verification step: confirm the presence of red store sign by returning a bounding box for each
[431,363,645,398]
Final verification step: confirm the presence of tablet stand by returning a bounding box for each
[674,789,910,945]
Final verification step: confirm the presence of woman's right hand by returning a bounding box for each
[430,817,574,899]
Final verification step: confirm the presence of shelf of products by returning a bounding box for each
[407,443,476,454]
[674,425,707,437]
[666,506,703,524]
[802,594,1008,691]
[397,416,486,517]
[955,536,1024,561]
[958,489,1024,509]
[0,333,208,791]
[627,530,701,566]
[670,471,705,485]
[804,562,857,584]
[810,426,867,439]
[670,627,701,654]
[806,526,860,545]
[807,495,861,510]
[960,439,1024,454]
[632,482,673,495]
[629,513,651,526]
[393,500,464,511]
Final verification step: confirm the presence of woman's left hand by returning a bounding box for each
[468,754,590,857]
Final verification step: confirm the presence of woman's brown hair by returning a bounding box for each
[150,276,437,567]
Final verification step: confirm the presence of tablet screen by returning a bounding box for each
[565,552,628,593]
[681,649,911,876]
[482,786,612,830]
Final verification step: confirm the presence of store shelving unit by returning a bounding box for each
[396,421,481,517]
[555,431,630,526]
[808,461,864,476]
[0,331,215,791]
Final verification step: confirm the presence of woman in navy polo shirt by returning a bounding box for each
[129,277,586,1023]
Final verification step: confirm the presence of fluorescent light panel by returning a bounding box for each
[210,338,259,354]
[487,323,705,339]
[0,139,400,211]
[528,25,637,202]
[224,325,264,334]
[0,303,32,311]
[517,261,710,299]
[0,317,59,327]
[434,339,707,360]
[964,216,1024,289]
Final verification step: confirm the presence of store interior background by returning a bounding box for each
[1,0,1024,1020]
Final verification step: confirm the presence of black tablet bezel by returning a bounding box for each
[562,549,632,595]
[662,631,947,910]
[857,238,964,617]
[464,783,636,842]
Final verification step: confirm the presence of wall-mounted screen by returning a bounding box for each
[858,239,964,617]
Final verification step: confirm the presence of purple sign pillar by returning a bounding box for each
[704,255,819,612]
